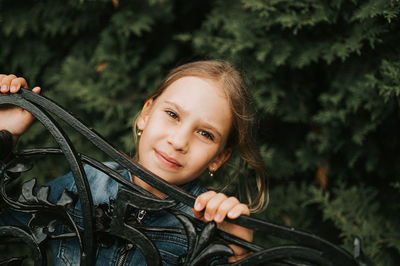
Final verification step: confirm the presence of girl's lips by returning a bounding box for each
[154,150,182,169]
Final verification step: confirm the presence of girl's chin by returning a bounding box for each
[152,170,194,186]
[139,153,196,185]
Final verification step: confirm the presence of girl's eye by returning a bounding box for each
[198,130,214,141]
[166,110,179,120]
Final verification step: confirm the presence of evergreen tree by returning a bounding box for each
[1,0,400,264]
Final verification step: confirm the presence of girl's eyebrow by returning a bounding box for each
[164,100,187,115]
[163,100,222,139]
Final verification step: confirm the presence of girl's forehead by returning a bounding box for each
[161,76,227,101]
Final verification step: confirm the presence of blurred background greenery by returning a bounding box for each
[1,0,400,265]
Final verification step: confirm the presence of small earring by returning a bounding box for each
[209,168,215,177]
[137,130,142,136]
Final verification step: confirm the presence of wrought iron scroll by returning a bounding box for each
[0,89,373,266]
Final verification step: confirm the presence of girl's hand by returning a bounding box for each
[193,191,253,262]
[0,74,41,145]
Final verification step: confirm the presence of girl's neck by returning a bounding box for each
[123,155,167,198]
[130,173,167,199]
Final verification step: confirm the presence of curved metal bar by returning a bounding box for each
[0,226,46,266]
[15,91,358,264]
[0,95,95,266]
[0,130,13,160]
[229,245,334,266]
[0,176,85,251]
[0,90,369,266]
[232,215,357,264]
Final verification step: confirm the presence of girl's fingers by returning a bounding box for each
[10,77,28,93]
[1,74,17,93]
[194,192,253,260]
[195,192,250,223]
[0,75,29,94]
[194,191,217,211]
[191,208,203,220]
[214,197,240,223]
[32,86,41,94]
[203,193,228,221]
[195,191,228,222]
[227,203,250,219]
[194,192,253,261]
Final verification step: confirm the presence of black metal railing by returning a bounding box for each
[0,90,372,266]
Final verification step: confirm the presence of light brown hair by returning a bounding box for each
[134,60,268,212]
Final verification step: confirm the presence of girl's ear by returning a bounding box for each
[209,147,232,172]
[137,98,154,130]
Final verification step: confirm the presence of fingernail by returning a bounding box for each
[215,214,222,222]
[204,213,211,221]
[1,85,7,92]
[10,86,16,92]
[228,210,239,218]
[195,202,202,211]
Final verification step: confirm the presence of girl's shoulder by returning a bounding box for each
[180,180,208,198]
[84,162,130,204]
[46,162,129,205]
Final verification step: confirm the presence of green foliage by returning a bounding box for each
[1,0,400,264]
[307,183,400,265]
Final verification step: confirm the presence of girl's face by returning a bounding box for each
[137,76,232,186]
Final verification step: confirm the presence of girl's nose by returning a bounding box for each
[167,126,189,153]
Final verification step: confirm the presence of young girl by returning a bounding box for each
[0,60,267,265]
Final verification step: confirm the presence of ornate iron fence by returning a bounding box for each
[0,90,372,266]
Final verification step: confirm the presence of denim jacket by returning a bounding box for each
[1,162,207,266]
